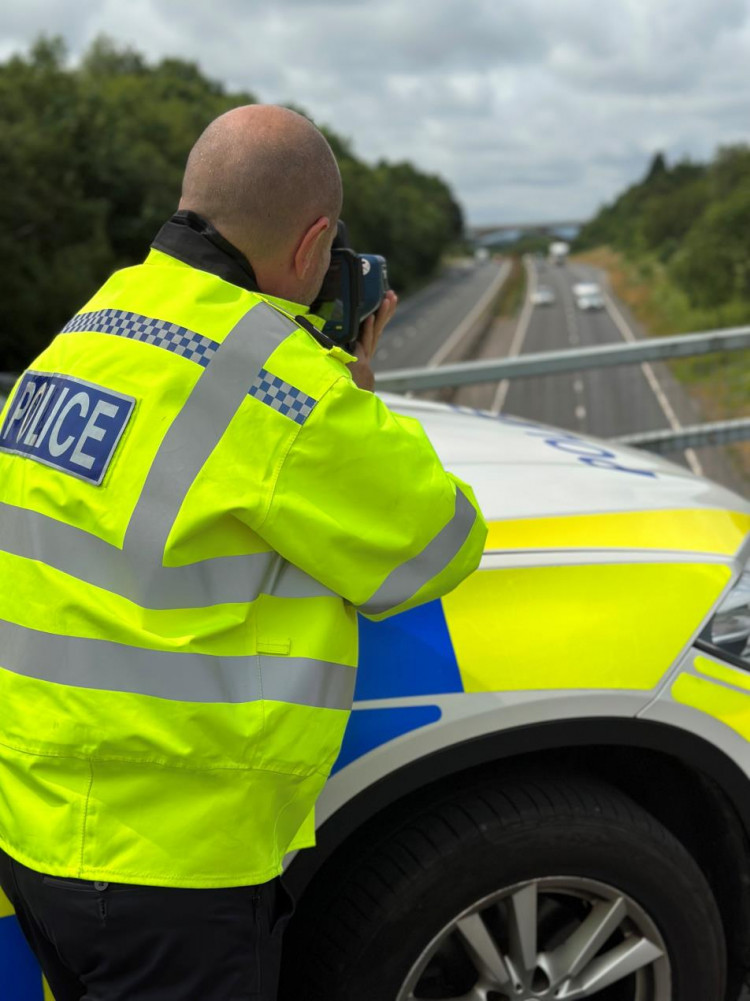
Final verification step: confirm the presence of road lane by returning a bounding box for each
[446,257,746,491]
[500,259,679,439]
[374,259,506,372]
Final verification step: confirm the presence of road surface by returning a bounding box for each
[377,254,745,495]
[374,259,505,371]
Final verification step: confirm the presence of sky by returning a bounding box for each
[2,0,750,227]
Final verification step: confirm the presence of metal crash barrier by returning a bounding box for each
[376,326,750,454]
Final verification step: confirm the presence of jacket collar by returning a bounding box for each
[150,210,337,347]
[151,210,262,293]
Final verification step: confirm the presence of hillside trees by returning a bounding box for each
[576,146,750,318]
[0,37,463,370]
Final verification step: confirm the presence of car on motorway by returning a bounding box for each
[573,281,606,311]
[549,240,570,264]
[530,285,556,306]
[2,394,750,1001]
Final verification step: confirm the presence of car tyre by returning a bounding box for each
[280,771,726,1001]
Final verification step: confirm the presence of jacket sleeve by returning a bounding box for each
[254,375,487,620]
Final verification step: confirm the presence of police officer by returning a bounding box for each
[0,104,487,1000]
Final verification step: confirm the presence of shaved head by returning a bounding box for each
[179,105,342,266]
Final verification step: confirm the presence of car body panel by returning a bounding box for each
[389,398,745,511]
[642,647,750,782]
[483,508,749,555]
[443,561,731,693]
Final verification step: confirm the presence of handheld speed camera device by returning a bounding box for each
[314,221,389,348]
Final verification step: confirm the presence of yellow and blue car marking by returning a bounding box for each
[334,507,748,774]
[0,891,51,1000]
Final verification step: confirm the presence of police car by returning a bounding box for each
[2,394,750,1001]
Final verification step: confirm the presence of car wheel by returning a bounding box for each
[281,772,726,1001]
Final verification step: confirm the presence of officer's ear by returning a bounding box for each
[293,216,331,281]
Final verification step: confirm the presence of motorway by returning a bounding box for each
[377,255,746,495]
[374,258,507,371]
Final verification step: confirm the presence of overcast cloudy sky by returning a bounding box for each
[2,0,750,226]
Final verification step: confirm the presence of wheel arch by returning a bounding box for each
[287,716,750,900]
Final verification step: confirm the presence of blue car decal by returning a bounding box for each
[0,915,45,1000]
[332,705,442,775]
[355,600,462,700]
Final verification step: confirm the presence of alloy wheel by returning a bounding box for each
[396,876,671,1001]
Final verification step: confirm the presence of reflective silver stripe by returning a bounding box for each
[0,502,334,608]
[0,618,355,708]
[124,303,296,565]
[272,559,337,599]
[360,487,478,615]
[0,500,134,591]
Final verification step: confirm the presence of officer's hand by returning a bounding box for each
[349,291,398,391]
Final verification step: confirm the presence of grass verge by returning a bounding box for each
[494,256,526,319]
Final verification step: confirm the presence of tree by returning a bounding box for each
[0,36,463,369]
[644,151,668,183]
[670,181,750,307]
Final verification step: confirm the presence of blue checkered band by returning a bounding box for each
[61,309,220,368]
[248,369,317,425]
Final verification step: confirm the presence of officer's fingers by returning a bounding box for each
[369,292,398,351]
[350,342,376,390]
[374,291,398,337]
[358,314,377,361]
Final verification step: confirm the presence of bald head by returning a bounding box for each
[179,105,342,266]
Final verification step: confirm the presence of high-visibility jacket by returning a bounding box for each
[0,214,487,888]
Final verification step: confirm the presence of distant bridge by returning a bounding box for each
[470,220,588,244]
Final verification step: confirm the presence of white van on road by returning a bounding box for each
[573,281,606,311]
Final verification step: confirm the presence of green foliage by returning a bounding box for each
[670,181,750,307]
[1,36,463,369]
[576,144,750,318]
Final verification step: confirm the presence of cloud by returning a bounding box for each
[1,0,750,223]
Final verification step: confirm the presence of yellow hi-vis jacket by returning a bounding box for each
[0,223,487,888]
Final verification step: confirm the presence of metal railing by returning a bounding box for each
[616,418,750,454]
[376,326,750,393]
[376,326,750,456]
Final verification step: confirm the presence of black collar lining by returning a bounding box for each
[151,211,260,293]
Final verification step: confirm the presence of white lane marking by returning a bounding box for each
[491,257,535,413]
[564,301,580,346]
[575,404,587,421]
[428,261,511,368]
[604,293,703,476]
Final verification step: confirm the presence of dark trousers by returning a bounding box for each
[0,848,293,1000]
